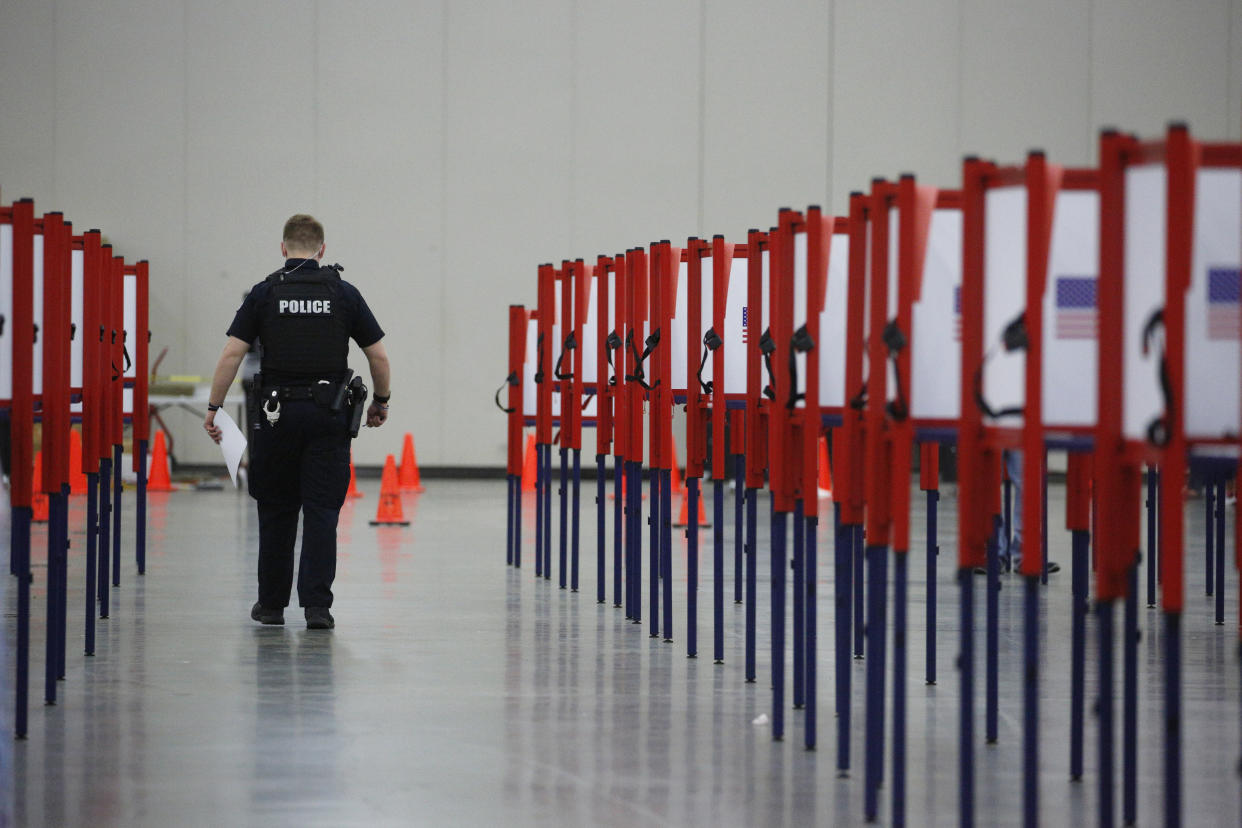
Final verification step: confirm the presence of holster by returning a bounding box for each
[345,375,368,438]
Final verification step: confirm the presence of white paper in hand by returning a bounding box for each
[214,408,248,487]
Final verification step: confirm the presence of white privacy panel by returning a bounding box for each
[911,209,963,421]
[1184,168,1242,439]
[123,271,137,416]
[0,223,12,401]
[523,318,538,419]
[552,289,562,389]
[32,232,43,397]
[70,248,83,390]
[695,256,716,391]
[722,257,748,396]
[887,207,901,320]
[1042,190,1099,428]
[819,233,850,410]
[581,273,598,387]
[792,232,808,407]
[885,206,901,405]
[1122,165,1167,442]
[671,260,689,393]
[982,186,1027,424]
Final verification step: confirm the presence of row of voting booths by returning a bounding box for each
[499,123,1242,828]
[1,193,151,740]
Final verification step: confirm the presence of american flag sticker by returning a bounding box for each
[1054,276,1097,340]
[742,306,749,344]
[1207,267,1241,341]
[953,286,961,341]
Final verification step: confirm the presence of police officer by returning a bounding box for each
[204,214,391,629]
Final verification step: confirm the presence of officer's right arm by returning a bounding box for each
[203,336,252,443]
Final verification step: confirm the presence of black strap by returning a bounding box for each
[494,371,519,414]
[32,322,39,344]
[973,312,1027,420]
[759,329,777,401]
[696,327,723,394]
[881,320,909,422]
[554,332,577,380]
[0,313,5,336]
[624,328,661,390]
[1142,308,1172,447]
[533,333,546,384]
[786,325,814,410]
[604,331,622,387]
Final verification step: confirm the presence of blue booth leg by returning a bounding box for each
[613,458,623,607]
[805,515,817,751]
[137,438,148,575]
[1098,599,1116,828]
[13,506,33,738]
[959,569,976,828]
[99,455,113,618]
[571,448,580,592]
[892,551,908,827]
[85,473,99,656]
[744,488,757,683]
[854,525,865,658]
[661,468,673,643]
[1022,576,1040,828]
[687,477,699,657]
[597,455,606,601]
[734,455,744,604]
[1124,563,1139,826]
[863,543,889,822]
[1216,479,1226,625]
[559,446,568,589]
[835,505,851,775]
[713,480,725,663]
[1070,529,1089,780]
[792,500,805,710]
[1165,612,1182,828]
[926,489,938,685]
[986,524,1000,744]
[649,467,661,639]
[513,475,522,569]
[1146,468,1157,607]
[772,507,787,741]
[112,444,122,587]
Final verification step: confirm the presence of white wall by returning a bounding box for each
[1,0,1239,467]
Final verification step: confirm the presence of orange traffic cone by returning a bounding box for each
[31,451,49,522]
[346,456,364,498]
[670,443,686,497]
[674,485,709,528]
[69,427,87,494]
[521,434,537,492]
[148,430,175,492]
[370,454,410,526]
[398,433,425,492]
[817,435,833,499]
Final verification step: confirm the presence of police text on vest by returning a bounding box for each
[279,299,331,314]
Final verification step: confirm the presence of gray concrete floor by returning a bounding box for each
[2,476,1240,826]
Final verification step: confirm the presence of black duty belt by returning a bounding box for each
[266,382,341,402]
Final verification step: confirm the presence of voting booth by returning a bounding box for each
[2,192,153,741]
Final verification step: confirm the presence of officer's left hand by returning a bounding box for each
[204,411,223,444]
[366,401,388,428]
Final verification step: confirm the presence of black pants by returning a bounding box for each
[248,398,351,608]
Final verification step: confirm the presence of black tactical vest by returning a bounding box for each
[258,266,351,379]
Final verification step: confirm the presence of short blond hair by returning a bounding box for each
[282,214,324,253]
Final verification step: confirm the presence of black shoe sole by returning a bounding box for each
[251,603,285,625]
[306,619,334,630]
